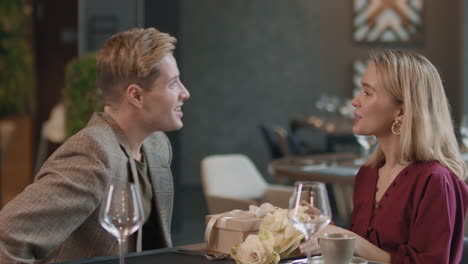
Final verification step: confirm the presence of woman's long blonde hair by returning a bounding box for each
[366,50,466,180]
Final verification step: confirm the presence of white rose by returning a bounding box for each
[280,239,302,257]
[258,229,275,248]
[259,209,303,257]
[231,234,280,264]
[249,203,277,218]
[275,224,303,257]
[260,213,281,233]
[260,209,288,233]
[275,209,290,229]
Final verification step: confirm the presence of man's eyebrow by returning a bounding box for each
[167,76,179,83]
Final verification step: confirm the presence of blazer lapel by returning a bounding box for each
[92,113,139,180]
[143,138,173,247]
[89,112,143,250]
[91,112,172,247]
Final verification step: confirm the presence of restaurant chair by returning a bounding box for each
[201,153,293,214]
[271,126,293,157]
[461,236,468,264]
[330,183,354,227]
[289,117,360,154]
[325,134,360,154]
[260,123,317,158]
[272,126,318,156]
[34,103,66,175]
[259,124,284,159]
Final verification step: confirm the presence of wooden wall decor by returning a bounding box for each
[353,0,424,43]
[352,59,371,96]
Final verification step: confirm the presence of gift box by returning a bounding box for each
[204,211,263,254]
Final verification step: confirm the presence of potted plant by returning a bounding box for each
[0,0,35,117]
[0,0,35,206]
[63,53,102,138]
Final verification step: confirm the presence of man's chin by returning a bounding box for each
[164,122,183,132]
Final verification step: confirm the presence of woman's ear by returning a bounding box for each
[126,84,144,108]
[396,107,404,122]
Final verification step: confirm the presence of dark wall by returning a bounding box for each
[179,0,323,185]
[463,0,468,116]
[178,0,463,185]
[144,0,184,232]
[144,0,182,189]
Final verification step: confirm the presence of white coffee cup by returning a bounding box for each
[319,233,356,264]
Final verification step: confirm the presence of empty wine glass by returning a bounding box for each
[354,135,377,165]
[288,181,332,264]
[460,115,468,151]
[100,183,144,264]
[315,94,329,114]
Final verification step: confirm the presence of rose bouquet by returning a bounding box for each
[231,205,310,264]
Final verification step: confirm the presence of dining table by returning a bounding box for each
[269,152,360,185]
[55,247,229,264]
[269,152,360,225]
[54,244,380,264]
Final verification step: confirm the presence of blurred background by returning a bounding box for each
[1,0,467,245]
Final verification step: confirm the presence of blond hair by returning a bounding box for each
[366,50,466,180]
[96,27,176,106]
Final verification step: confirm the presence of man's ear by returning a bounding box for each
[126,84,144,108]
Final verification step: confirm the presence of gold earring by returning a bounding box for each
[391,120,402,135]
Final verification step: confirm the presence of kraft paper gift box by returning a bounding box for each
[205,213,263,254]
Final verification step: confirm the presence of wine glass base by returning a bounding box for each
[353,158,366,166]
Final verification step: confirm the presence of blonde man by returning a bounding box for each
[0,27,190,263]
[311,50,468,263]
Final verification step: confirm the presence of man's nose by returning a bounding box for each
[180,84,190,100]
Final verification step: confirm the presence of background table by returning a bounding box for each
[269,152,359,185]
[269,152,359,225]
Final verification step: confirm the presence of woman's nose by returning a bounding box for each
[351,94,359,107]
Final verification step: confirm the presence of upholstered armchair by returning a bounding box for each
[201,154,293,214]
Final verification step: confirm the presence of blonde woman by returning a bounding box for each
[315,50,468,263]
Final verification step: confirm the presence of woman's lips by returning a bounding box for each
[354,114,361,123]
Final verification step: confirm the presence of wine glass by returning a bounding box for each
[314,94,329,129]
[353,135,377,165]
[288,181,332,264]
[100,183,144,264]
[460,115,468,151]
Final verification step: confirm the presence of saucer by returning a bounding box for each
[309,255,368,264]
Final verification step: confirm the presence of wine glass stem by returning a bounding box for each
[304,235,313,264]
[118,238,126,264]
[361,146,369,158]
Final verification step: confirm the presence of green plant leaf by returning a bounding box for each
[63,53,103,138]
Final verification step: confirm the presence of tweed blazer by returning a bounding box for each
[0,112,174,263]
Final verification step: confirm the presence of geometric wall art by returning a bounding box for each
[353,0,424,43]
[352,59,371,96]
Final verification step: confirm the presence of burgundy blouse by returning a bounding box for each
[349,161,468,264]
